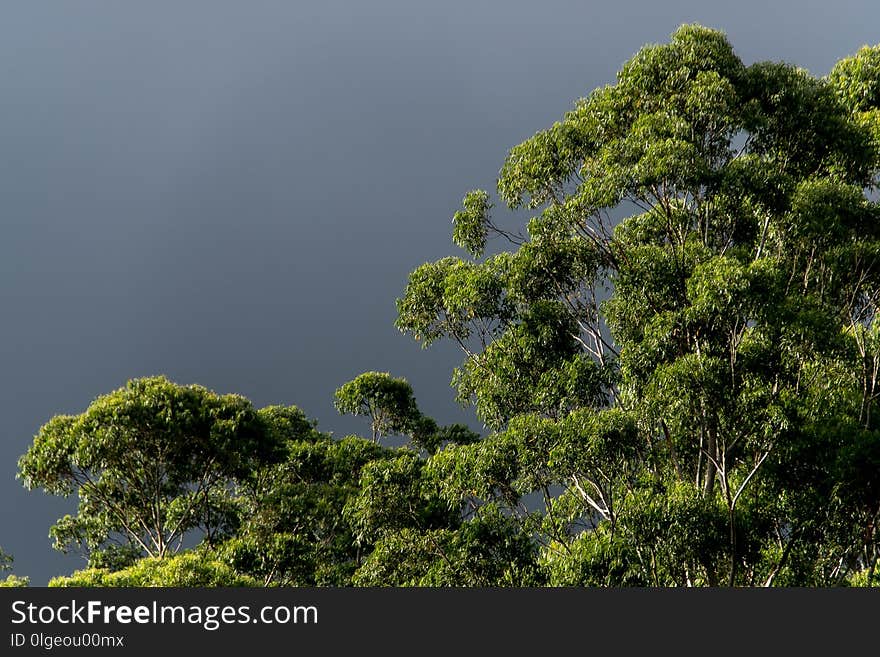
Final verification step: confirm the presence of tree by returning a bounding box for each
[397,25,880,585]
[220,402,475,586]
[16,26,880,589]
[17,376,286,567]
[224,420,394,586]
[18,376,481,587]
[0,548,28,587]
[48,550,258,587]
[352,503,542,586]
[334,372,420,442]
[334,371,481,454]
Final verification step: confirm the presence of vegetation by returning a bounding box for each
[0,547,28,587]
[48,551,258,587]
[18,376,286,568]
[15,26,880,587]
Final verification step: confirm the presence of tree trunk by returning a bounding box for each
[702,428,717,496]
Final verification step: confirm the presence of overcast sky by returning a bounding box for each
[2,1,878,585]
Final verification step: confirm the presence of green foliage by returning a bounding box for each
[542,526,646,587]
[17,376,286,565]
[19,26,880,588]
[334,371,482,455]
[396,24,880,586]
[225,433,392,586]
[49,551,257,587]
[396,256,512,348]
[829,45,880,114]
[0,575,29,588]
[345,452,458,543]
[0,549,28,587]
[334,371,420,442]
[418,422,481,455]
[353,504,542,586]
[452,190,493,257]
[846,566,880,587]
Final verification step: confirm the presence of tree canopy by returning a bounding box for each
[18,376,286,566]
[334,371,422,442]
[396,24,880,586]
[15,25,880,587]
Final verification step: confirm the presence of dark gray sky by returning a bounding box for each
[2,1,878,585]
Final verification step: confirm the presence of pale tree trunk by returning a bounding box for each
[702,428,717,496]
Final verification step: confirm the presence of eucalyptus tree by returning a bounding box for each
[225,392,479,585]
[334,372,421,443]
[397,25,880,586]
[334,371,480,454]
[17,376,286,568]
[225,426,394,586]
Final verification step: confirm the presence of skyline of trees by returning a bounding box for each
[8,25,880,587]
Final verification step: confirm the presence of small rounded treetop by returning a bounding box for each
[17,375,286,564]
[334,372,420,442]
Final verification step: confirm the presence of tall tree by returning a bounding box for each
[397,25,880,586]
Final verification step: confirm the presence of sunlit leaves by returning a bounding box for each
[48,551,258,587]
[452,189,492,257]
[344,452,456,544]
[226,434,391,586]
[396,256,511,347]
[394,24,880,585]
[829,45,880,115]
[17,376,285,564]
[21,25,880,588]
[334,371,420,442]
[353,504,541,586]
[498,121,585,210]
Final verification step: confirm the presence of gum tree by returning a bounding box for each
[18,376,286,567]
[397,25,880,585]
[334,371,481,454]
[223,388,480,585]
[334,372,420,443]
[224,412,394,586]
[0,548,28,587]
